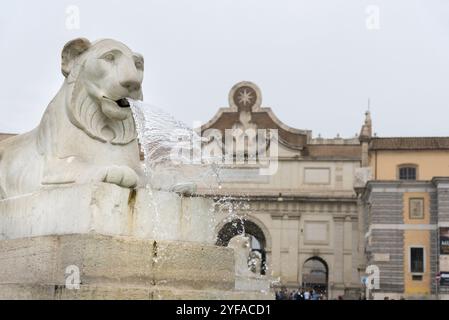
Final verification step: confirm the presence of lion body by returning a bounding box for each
[0,130,41,198]
[0,38,145,199]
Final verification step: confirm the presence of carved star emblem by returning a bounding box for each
[237,89,253,106]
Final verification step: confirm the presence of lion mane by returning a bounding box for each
[66,66,136,145]
[38,41,137,153]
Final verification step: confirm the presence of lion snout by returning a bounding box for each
[120,80,141,93]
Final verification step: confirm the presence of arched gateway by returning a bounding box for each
[302,257,328,295]
[216,219,267,275]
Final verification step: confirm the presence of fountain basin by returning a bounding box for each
[0,183,274,299]
[0,183,216,243]
[0,234,250,299]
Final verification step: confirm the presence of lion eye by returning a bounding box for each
[133,54,144,70]
[102,53,115,62]
[135,60,143,70]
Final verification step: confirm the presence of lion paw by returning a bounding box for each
[98,166,138,188]
[169,182,197,196]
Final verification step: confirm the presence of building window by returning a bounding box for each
[409,198,424,219]
[398,165,417,180]
[410,247,424,273]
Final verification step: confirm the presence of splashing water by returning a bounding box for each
[127,99,272,291]
[129,99,253,244]
[129,99,222,190]
[128,99,225,240]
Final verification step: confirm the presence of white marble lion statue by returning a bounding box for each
[0,38,145,199]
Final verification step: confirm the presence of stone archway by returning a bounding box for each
[216,219,268,275]
[302,257,328,295]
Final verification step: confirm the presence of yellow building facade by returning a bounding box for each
[359,113,449,299]
[370,149,449,180]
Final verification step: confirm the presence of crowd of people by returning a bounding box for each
[275,287,406,300]
[275,287,328,300]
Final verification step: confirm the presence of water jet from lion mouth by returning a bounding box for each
[102,96,131,108]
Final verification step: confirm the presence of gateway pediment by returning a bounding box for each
[201,81,311,152]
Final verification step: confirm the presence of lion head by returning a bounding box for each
[61,38,144,145]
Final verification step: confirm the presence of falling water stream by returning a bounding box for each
[127,99,272,291]
[129,99,222,188]
[129,99,252,245]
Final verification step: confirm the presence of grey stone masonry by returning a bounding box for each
[363,181,441,295]
[368,229,404,293]
[433,178,449,223]
[430,229,439,295]
[369,192,404,225]
[433,178,449,295]
[430,192,439,224]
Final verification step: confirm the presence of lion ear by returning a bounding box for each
[61,38,91,77]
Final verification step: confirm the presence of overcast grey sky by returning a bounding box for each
[1,0,448,137]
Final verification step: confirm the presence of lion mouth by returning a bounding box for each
[102,96,131,109]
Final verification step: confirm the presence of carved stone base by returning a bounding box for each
[0,234,273,300]
[235,275,272,292]
[0,284,273,300]
[0,183,216,243]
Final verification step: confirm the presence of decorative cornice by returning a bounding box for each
[271,212,301,220]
